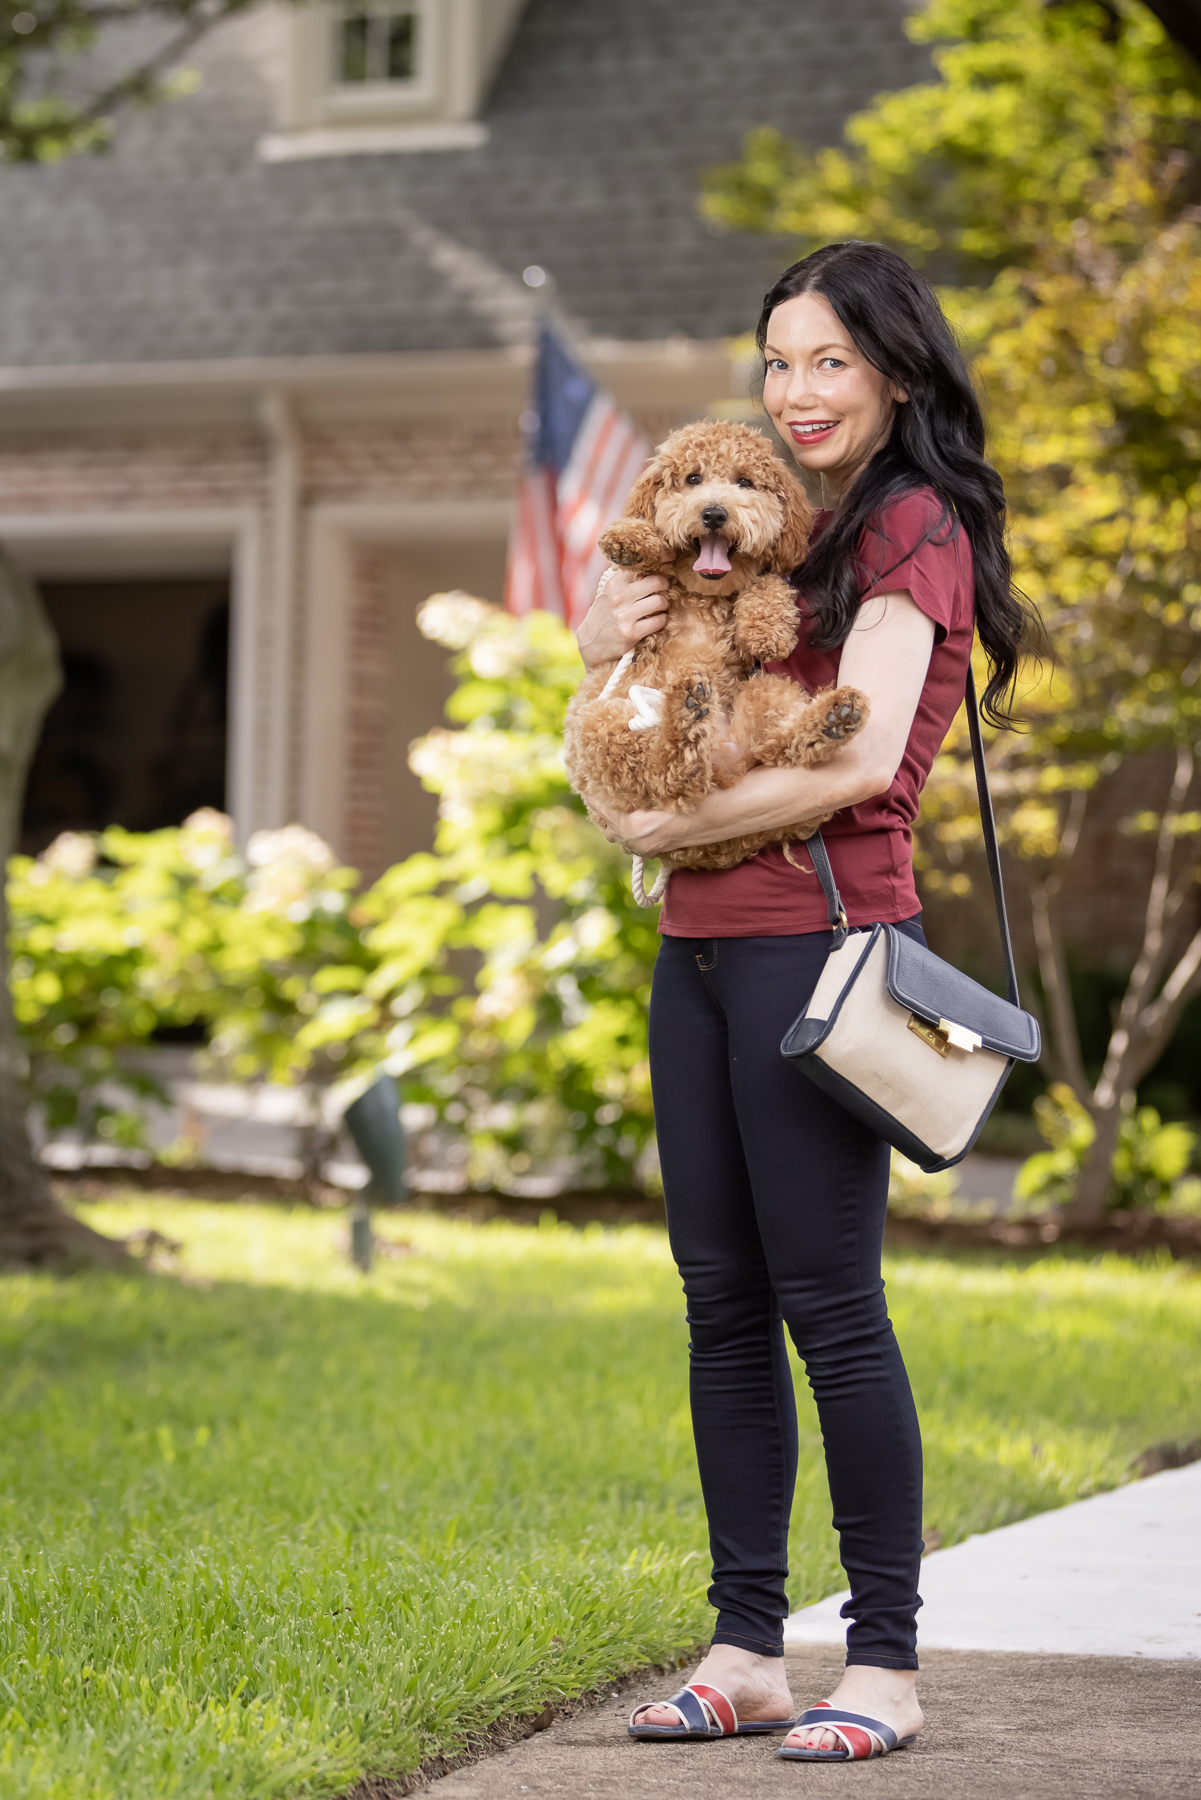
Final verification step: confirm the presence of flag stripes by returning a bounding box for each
[505,328,647,630]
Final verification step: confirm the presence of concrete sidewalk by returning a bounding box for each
[784,1459,1201,1658]
[423,1463,1201,1798]
[426,1646,1195,1798]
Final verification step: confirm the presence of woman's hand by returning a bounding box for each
[587,799,686,858]
[576,567,669,671]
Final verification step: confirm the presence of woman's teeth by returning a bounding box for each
[791,420,837,439]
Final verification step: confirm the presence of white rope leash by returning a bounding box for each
[631,856,668,906]
[589,573,666,907]
[597,648,634,701]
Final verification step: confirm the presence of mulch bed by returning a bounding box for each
[883,1207,1201,1260]
[50,1164,1201,1257]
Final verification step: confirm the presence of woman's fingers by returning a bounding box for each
[576,567,669,669]
[626,584,669,637]
[601,807,677,855]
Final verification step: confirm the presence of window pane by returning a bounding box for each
[340,15,371,81]
[336,5,419,85]
[386,13,416,80]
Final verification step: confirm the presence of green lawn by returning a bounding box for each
[2,1198,1199,1800]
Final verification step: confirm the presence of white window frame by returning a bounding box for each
[323,0,438,117]
[262,0,526,158]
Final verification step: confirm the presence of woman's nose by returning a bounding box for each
[786,368,818,410]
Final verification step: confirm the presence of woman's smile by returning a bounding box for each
[788,419,839,445]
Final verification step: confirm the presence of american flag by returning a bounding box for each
[505,325,648,630]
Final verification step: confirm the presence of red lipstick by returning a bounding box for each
[788,420,838,446]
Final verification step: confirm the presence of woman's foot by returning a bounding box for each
[781,1665,923,1755]
[633,1643,794,1731]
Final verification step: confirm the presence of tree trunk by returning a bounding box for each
[1063,1096,1127,1227]
[0,550,129,1268]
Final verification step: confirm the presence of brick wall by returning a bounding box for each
[0,437,267,511]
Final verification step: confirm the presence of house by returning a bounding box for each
[0,0,932,879]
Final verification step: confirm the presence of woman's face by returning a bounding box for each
[762,291,906,499]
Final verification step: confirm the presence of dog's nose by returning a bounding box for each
[701,504,728,530]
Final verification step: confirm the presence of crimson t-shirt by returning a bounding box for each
[659,487,975,937]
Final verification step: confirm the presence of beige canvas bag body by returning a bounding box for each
[780,667,1041,1173]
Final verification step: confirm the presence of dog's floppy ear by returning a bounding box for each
[766,474,813,575]
[620,454,663,523]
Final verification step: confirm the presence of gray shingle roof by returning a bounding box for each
[0,0,932,366]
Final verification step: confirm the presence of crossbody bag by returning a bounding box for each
[779,665,1042,1173]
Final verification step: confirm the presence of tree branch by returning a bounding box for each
[1029,872,1090,1098]
[1095,746,1194,1108]
[0,0,258,159]
[1120,923,1201,1088]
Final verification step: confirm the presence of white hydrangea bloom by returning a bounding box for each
[39,832,97,877]
[246,825,336,873]
[179,808,235,871]
[417,590,494,649]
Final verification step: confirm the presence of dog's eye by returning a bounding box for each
[736,477,756,489]
[685,472,702,486]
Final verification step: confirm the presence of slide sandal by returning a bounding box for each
[629,1682,796,1739]
[777,1704,917,1760]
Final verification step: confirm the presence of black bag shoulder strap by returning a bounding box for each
[806,661,1021,1008]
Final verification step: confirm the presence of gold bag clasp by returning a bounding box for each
[907,1014,950,1057]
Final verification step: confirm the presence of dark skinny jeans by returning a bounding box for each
[648,925,925,1669]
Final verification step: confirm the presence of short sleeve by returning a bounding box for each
[855,490,967,643]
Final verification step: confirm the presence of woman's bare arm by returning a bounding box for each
[588,592,937,856]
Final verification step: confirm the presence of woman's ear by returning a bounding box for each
[889,383,909,404]
[768,475,813,574]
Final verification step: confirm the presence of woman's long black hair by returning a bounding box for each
[756,241,1030,725]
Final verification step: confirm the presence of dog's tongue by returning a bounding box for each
[694,532,732,575]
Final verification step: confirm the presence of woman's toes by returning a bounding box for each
[787,1727,838,1751]
[635,1704,678,1728]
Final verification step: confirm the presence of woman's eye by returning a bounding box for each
[766,359,788,373]
[685,472,703,486]
[736,477,755,489]
[819,358,845,371]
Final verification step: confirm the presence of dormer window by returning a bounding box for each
[336,3,420,88]
[262,0,526,161]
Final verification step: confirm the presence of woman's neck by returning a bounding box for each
[819,467,856,509]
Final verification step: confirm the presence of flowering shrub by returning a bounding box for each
[9,811,448,1168]
[1015,1082,1197,1213]
[385,593,661,1192]
[9,821,216,1145]
[10,596,662,1190]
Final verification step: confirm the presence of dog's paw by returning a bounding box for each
[682,678,712,722]
[732,577,800,663]
[599,521,670,571]
[820,687,868,740]
[738,623,797,664]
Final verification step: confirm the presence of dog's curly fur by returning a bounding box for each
[563,420,869,873]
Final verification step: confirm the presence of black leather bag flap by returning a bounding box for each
[885,927,1041,1062]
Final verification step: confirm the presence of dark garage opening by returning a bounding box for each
[21,577,231,854]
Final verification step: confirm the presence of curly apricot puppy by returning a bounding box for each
[563,420,869,885]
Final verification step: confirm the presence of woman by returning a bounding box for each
[575,241,1029,1763]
